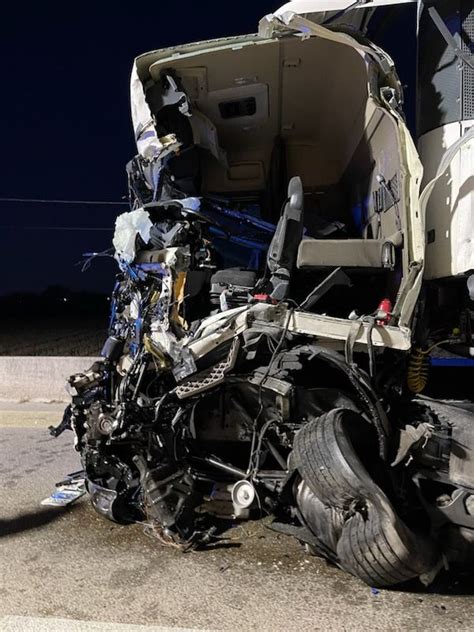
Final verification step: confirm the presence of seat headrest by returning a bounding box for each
[288,176,303,211]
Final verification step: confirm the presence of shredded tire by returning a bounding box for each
[294,409,438,587]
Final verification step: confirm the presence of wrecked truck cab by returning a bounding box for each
[130,14,424,334]
[58,7,474,588]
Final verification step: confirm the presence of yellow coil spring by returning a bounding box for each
[407,348,430,394]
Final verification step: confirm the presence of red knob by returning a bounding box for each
[376,298,392,325]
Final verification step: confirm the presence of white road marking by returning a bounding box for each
[1,616,210,632]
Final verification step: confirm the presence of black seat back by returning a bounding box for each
[267,176,305,300]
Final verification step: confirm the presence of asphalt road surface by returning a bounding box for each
[1,404,474,631]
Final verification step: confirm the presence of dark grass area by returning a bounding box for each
[0,288,109,356]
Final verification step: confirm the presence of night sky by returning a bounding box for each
[0,1,416,296]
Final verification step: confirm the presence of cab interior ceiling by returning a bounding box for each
[138,34,406,317]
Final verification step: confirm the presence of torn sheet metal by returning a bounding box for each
[41,478,86,508]
[186,303,412,361]
[130,64,164,162]
[274,0,416,17]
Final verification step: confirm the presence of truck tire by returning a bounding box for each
[294,409,438,587]
[294,409,381,507]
